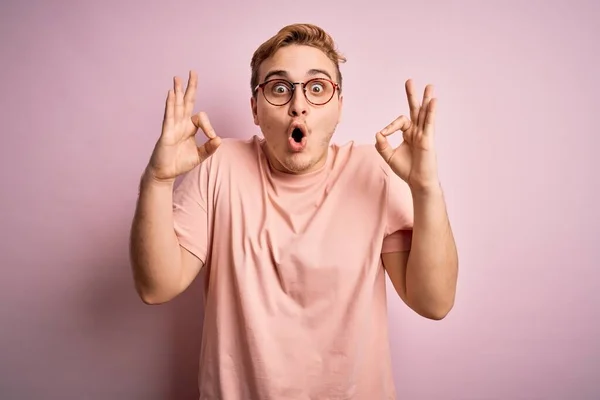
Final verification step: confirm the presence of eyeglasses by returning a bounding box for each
[255,78,340,106]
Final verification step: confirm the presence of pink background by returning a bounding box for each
[1,0,598,399]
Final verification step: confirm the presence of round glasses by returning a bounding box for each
[255,78,339,106]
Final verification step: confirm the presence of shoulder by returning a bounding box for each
[330,140,395,180]
[201,135,263,171]
[178,135,261,187]
[330,140,412,202]
[209,135,261,160]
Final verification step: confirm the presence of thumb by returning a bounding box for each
[375,132,394,164]
[197,136,221,163]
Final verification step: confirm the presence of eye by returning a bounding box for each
[309,81,325,93]
[268,80,292,96]
[273,84,288,93]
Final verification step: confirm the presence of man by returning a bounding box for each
[130,23,458,399]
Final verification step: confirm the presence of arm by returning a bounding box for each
[129,169,204,305]
[383,185,458,320]
[129,71,219,305]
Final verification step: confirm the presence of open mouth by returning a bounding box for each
[287,124,307,152]
[291,127,305,143]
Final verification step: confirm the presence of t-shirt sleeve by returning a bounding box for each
[172,162,210,263]
[381,167,414,254]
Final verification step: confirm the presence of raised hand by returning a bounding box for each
[375,79,439,192]
[147,70,221,183]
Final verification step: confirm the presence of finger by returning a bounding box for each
[376,115,409,164]
[197,137,222,162]
[405,79,420,122]
[162,89,175,131]
[375,132,395,163]
[417,84,434,129]
[379,115,411,137]
[191,111,217,140]
[174,76,184,121]
[423,98,437,135]
[183,70,197,117]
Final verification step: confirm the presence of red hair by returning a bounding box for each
[250,23,346,96]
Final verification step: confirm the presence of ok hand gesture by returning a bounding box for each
[148,71,221,183]
[375,80,440,192]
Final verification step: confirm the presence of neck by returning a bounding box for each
[263,144,329,176]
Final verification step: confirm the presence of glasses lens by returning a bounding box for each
[262,78,336,105]
[304,78,335,105]
[263,79,294,105]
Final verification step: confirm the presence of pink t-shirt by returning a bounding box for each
[173,135,414,399]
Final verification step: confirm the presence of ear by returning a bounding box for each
[251,96,259,126]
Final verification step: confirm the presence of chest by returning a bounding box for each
[207,159,391,309]
[213,168,387,268]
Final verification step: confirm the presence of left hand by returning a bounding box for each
[375,79,440,192]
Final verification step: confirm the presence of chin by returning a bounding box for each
[263,136,328,174]
[278,153,316,174]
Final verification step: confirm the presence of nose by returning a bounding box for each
[288,86,308,117]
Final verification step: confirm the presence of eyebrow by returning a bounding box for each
[262,68,333,82]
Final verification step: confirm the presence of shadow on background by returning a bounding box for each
[167,273,205,399]
[81,205,207,399]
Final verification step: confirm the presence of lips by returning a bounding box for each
[287,122,308,152]
[291,127,304,143]
[288,122,307,141]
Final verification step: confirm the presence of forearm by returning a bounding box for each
[129,168,183,303]
[406,184,458,319]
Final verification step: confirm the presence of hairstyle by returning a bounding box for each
[250,23,346,97]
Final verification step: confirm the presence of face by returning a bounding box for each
[251,45,343,174]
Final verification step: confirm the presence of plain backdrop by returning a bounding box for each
[1,0,598,399]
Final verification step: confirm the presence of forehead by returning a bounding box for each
[259,44,337,81]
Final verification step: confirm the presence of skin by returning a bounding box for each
[129,71,217,304]
[129,44,458,320]
[376,81,459,320]
[251,45,343,174]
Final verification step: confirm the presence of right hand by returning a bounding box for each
[147,70,221,183]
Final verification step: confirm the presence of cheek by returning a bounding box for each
[258,104,287,127]
[316,109,341,134]
[257,109,284,143]
[258,109,274,131]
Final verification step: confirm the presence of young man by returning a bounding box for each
[130,23,458,399]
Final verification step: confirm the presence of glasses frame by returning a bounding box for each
[254,78,340,106]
